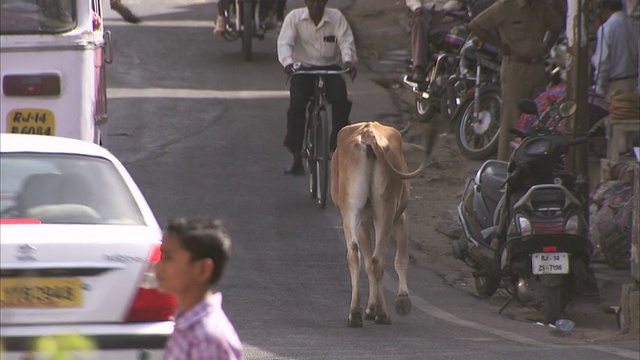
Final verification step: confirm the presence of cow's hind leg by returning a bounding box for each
[343,215,363,328]
[358,213,377,321]
[394,212,412,315]
[371,211,393,325]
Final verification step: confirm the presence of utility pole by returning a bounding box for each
[565,0,590,188]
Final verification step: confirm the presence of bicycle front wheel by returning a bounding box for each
[314,106,330,209]
[306,108,318,199]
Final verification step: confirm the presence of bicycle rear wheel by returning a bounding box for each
[315,106,330,208]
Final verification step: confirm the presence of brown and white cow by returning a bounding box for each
[330,121,425,327]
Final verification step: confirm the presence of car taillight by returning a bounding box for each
[125,243,177,322]
[3,74,61,96]
[0,218,42,224]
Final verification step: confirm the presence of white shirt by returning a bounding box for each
[591,11,639,95]
[405,0,462,12]
[277,7,357,67]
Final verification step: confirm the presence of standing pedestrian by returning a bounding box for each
[468,0,563,161]
[277,0,357,175]
[591,0,639,100]
[156,218,243,360]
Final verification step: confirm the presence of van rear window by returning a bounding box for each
[1,0,76,34]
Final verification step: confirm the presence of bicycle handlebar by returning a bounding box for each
[291,69,350,76]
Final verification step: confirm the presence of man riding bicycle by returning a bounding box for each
[277,0,357,176]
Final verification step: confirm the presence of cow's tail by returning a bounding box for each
[362,129,424,180]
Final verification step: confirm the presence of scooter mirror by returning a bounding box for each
[558,100,577,118]
[518,99,538,115]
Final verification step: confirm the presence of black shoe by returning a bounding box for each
[284,153,304,176]
[284,163,304,176]
[408,66,426,82]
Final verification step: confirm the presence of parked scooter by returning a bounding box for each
[452,99,595,323]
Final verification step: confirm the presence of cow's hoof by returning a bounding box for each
[395,294,412,315]
[348,311,363,328]
[364,307,376,321]
[375,314,392,325]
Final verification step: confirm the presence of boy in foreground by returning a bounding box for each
[156,218,243,360]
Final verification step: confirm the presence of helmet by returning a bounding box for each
[444,25,468,53]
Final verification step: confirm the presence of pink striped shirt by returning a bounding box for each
[164,292,243,360]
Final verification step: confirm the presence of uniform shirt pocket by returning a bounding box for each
[506,20,527,41]
[321,35,338,59]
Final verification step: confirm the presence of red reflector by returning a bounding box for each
[0,218,42,224]
[3,74,61,96]
[532,222,564,233]
[23,84,43,95]
[543,246,558,252]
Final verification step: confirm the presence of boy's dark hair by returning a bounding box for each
[166,218,232,285]
[600,0,623,11]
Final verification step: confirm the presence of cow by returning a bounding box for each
[330,121,426,327]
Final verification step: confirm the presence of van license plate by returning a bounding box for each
[6,109,56,135]
[532,252,569,275]
[0,277,82,308]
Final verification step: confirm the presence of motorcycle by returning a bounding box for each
[402,19,473,123]
[453,39,501,160]
[220,0,278,61]
[401,4,502,161]
[452,99,595,324]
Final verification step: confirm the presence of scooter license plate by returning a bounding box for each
[532,252,569,275]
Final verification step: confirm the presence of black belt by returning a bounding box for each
[609,74,638,81]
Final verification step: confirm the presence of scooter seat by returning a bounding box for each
[480,162,508,206]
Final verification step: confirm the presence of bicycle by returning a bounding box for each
[290,65,349,209]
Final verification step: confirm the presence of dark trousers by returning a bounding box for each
[411,10,462,68]
[284,74,352,154]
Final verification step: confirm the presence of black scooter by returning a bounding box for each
[452,99,595,323]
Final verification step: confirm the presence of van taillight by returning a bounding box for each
[125,243,177,322]
[3,74,61,96]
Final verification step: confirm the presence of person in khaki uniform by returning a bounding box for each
[468,0,563,161]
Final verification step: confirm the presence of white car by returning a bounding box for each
[0,134,175,359]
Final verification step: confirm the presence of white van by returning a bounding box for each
[1,0,111,145]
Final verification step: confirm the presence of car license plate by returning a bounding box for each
[532,252,569,275]
[6,108,56,135]
[0,277,82,308]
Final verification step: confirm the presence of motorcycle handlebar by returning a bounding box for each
[567,137,588,146]
[509,128,527,138]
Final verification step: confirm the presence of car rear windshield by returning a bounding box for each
[0,153,146,225]
[1,0,76,34]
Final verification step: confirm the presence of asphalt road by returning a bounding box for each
[104,1,639,359]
